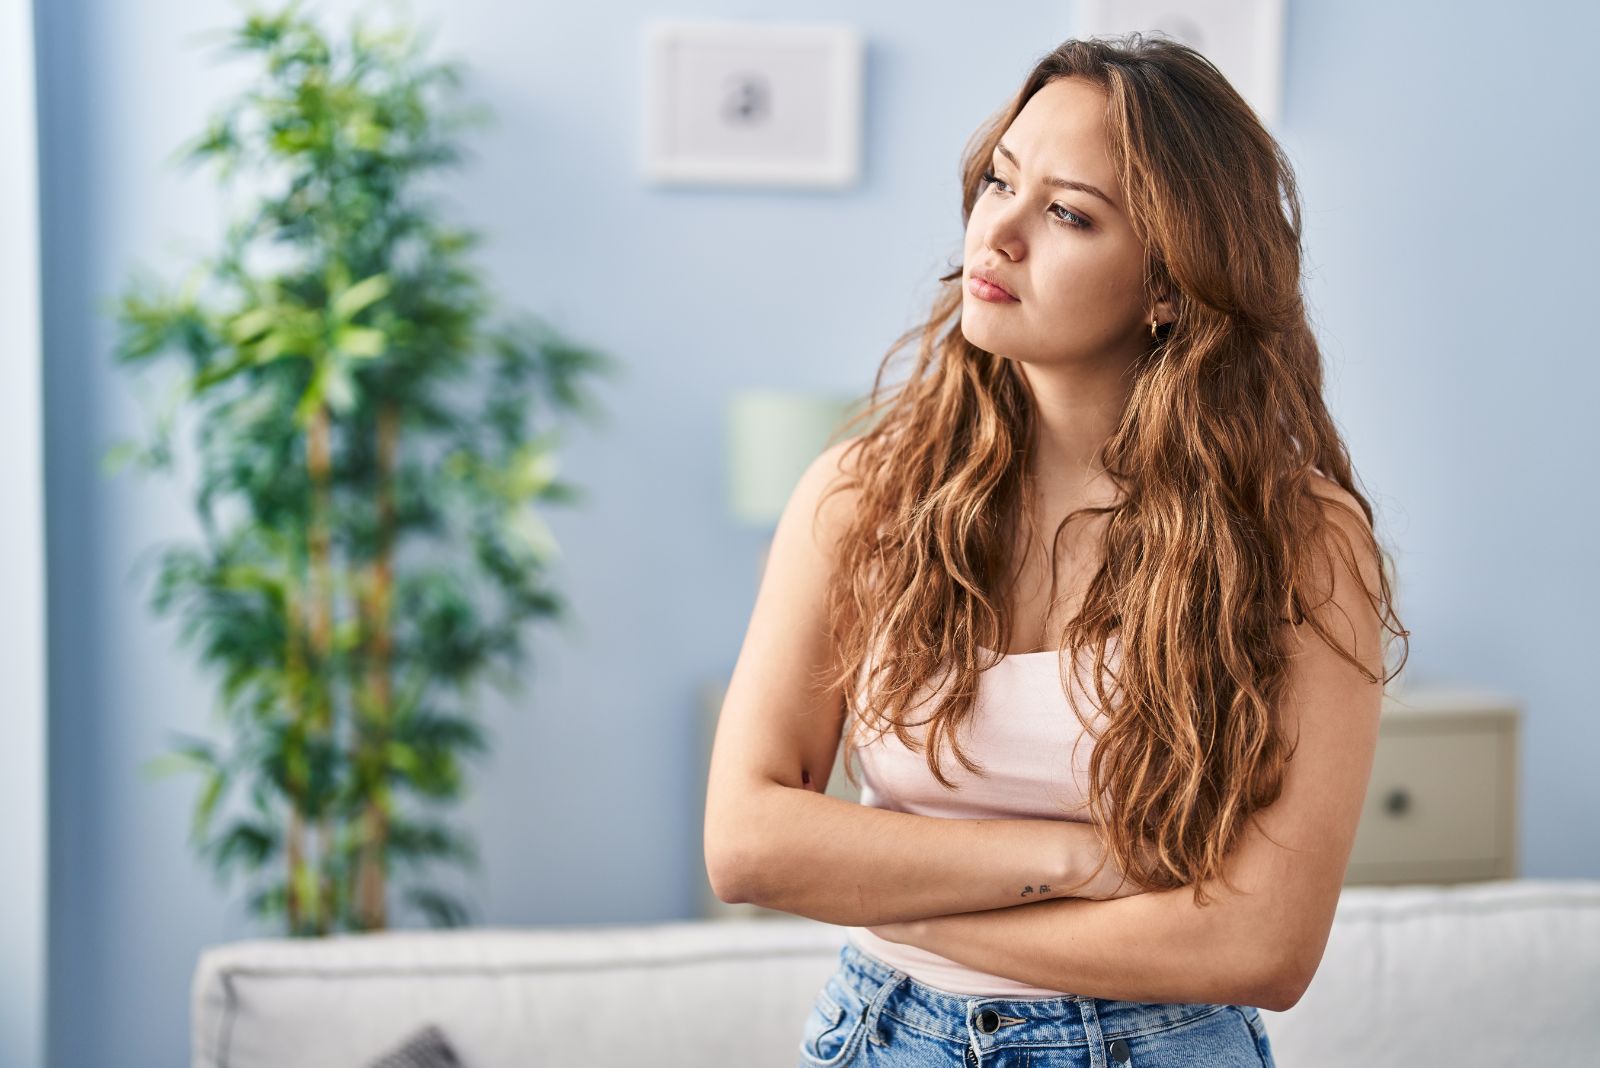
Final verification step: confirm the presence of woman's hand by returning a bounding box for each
[1056,822,1159,901]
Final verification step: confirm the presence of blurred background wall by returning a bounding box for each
[25,0,1600,1064]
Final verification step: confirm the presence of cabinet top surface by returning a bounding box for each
[1382,686,1520,715]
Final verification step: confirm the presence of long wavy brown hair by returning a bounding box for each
[818,33,1410,907]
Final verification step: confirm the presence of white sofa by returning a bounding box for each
[191,878,1600,1067]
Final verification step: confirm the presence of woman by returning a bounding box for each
[703,32,1409,1068]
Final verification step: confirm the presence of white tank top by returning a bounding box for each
[843,634,1122,997]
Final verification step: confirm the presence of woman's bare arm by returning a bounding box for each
[725,783,1134,926]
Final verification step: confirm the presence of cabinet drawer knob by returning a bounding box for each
[1383,787,1412,816]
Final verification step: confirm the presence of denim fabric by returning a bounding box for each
[798,941,1277,1068]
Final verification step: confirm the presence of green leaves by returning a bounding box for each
[111,0,614,935]
[215,819,280,878]
[226,305,280,346]
[401,885,474,929]
[330,271,390,322]
[327,268,391,368]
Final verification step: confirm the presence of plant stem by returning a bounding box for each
[307,403,335,935]
[354,400,398,929]
[285,580,308,932]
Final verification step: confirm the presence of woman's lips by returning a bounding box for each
[967,275,1019,303]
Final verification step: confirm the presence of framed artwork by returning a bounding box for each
[640,20,864,189]
[1076,0,1287,128]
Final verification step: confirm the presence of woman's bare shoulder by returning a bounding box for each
[1304,470,1369,530]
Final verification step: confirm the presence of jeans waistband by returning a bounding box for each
[835,939,1233,1046]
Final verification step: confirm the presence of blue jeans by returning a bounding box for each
[798,941,1277,1067]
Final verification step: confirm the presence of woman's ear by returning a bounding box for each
[1153,291,1178,330]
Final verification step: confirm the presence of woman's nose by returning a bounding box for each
[981,208,1025,261]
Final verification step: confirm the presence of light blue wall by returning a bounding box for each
[1277,0,1600,880]
[34,0,1599,1065]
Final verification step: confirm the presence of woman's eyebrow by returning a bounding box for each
[994,142,1118,211]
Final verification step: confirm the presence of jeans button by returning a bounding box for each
[976,1009,1000,1034]
[1108,1037,1130,1062]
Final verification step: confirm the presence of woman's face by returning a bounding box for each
[961,76,1162,368]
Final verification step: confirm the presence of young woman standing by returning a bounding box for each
[705,32,1408,1068]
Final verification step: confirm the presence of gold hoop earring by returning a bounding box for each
[1150,318,1159,340]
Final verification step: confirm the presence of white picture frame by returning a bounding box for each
[1075,0,1287,129]
[640,19,864,189]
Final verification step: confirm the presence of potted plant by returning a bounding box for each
[107,0,619,936]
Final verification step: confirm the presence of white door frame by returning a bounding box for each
[0,0,50,1064]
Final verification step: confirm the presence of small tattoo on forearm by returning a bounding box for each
[1019,883,1056,897]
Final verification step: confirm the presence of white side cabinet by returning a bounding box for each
[1347,687,1520,884]
[696,682,1521,918]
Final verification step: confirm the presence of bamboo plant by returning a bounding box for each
[108,0,618,936]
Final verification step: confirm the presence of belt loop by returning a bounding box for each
[1076,997,1107,1068]
[862,970,907,1047]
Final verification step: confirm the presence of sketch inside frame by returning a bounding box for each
[641,20,864,189]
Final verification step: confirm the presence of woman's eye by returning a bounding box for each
[1051,204,1090,228]
[978,168,1008,195]
[978,168,1091,230]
